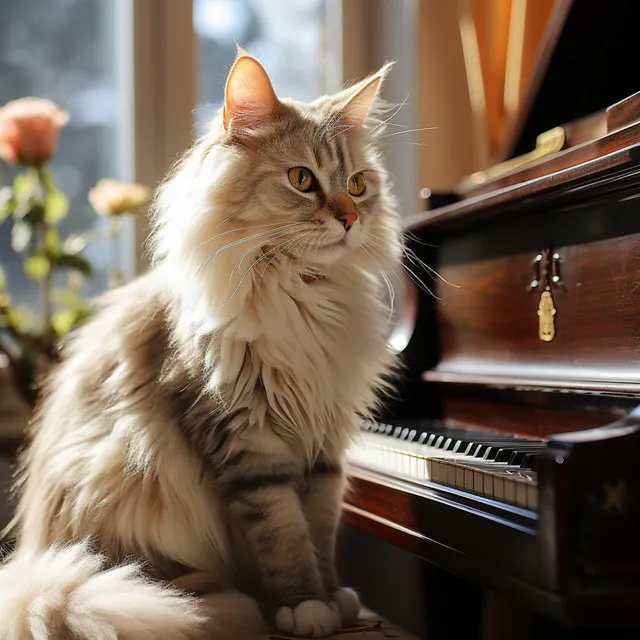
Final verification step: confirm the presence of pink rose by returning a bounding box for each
[0,97,69,165]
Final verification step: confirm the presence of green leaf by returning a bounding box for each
[7,305,34,332]
[13,172,37,197]
[53,252,93,277]
[25,254,51,282]
[44,191,69,224]
[0,186,13,222]
[44,228,60,255]
[51,308,78,336]
[11,221,32,252]
[51,287,80,307]
[0,264,5,290]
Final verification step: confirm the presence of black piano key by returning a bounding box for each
[508,451,529,466]
[495,448,518,462]
[417,432,427,445]
[473,444,490,458]
[520,453,537,469]
[385,424,393,435]
[451,440,465,453]
[408,430,417,441]
[442,437,455,451]
[393,426,402,438]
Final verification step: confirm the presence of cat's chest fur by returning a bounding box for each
[208,271,391,451]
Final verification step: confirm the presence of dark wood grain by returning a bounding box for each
[434,231,640,384]
[441,396,617,439]
[405,146,638,231]
[461,121,640,199]
[606,91,640,134]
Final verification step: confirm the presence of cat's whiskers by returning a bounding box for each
[403,245,459,287]
[364,235,443,299]
[369,95,409,135]
[189,221,295,257]
[317,104,360,142]
[195,223,306,277]
[220,231,315,307]
[269,232,315,281]
[233,226,311,283]
[360,244,395,322]
[380,126,437,138]
[403,230,438,248]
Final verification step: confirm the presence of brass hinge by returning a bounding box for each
[460,126,566,191]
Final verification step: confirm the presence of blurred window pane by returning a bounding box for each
[195,0,327,131]
[0,0,130,311]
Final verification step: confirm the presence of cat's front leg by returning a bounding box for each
[221,461,340,637]
[304,456,361,623]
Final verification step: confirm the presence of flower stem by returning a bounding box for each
[108,215,124,288]
[35,164,52,330]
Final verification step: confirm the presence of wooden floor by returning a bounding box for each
[262,611,419,639]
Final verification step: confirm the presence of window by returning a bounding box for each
[0,0,131,310]
[195,0,328,132]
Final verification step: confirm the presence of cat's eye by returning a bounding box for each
[348,172,366,196]
[288,167,315,192]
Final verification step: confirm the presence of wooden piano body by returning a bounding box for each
[340,2,640,637]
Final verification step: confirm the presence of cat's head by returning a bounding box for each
[153,50,402,320]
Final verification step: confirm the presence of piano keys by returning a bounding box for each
[347,421,541,510]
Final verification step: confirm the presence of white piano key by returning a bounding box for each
[516,480,528,508]
[527,484,538,510]
[504,478,516,505]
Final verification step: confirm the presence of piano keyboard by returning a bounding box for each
[347,421,542,511]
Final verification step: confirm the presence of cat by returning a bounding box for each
[0,49,403,639]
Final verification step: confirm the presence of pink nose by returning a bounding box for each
[328,194,358,232]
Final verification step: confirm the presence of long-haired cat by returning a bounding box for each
[0,50,403,639]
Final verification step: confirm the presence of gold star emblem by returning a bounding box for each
[603,480,626,514]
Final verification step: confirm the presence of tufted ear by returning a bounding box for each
[223,49,279,131]
[336,61,394,128]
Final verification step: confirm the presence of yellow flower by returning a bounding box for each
[88,179,151,216]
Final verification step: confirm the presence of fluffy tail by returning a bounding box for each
[0,541,246,640]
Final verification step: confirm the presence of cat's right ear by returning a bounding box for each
[223,51,279,132]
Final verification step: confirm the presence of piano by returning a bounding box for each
[339,2,640,638]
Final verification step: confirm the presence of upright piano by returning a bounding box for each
[340,2,640,637]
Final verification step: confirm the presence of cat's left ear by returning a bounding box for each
[337,61,394,128]
[223,50,279,131]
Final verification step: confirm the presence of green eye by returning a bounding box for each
[348,172,366,196]
[288,167,315,192]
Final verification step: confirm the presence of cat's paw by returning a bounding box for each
[332,587,361,622]
[275,599,341,637]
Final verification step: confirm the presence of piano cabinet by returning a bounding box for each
[340,112,640,636]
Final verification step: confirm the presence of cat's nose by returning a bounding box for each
[328,194,358,232]
[335,211,357,231]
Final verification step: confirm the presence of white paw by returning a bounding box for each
[332,587,361,622]
[275,599,341,637]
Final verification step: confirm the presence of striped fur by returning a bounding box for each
[1,53,403,638]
